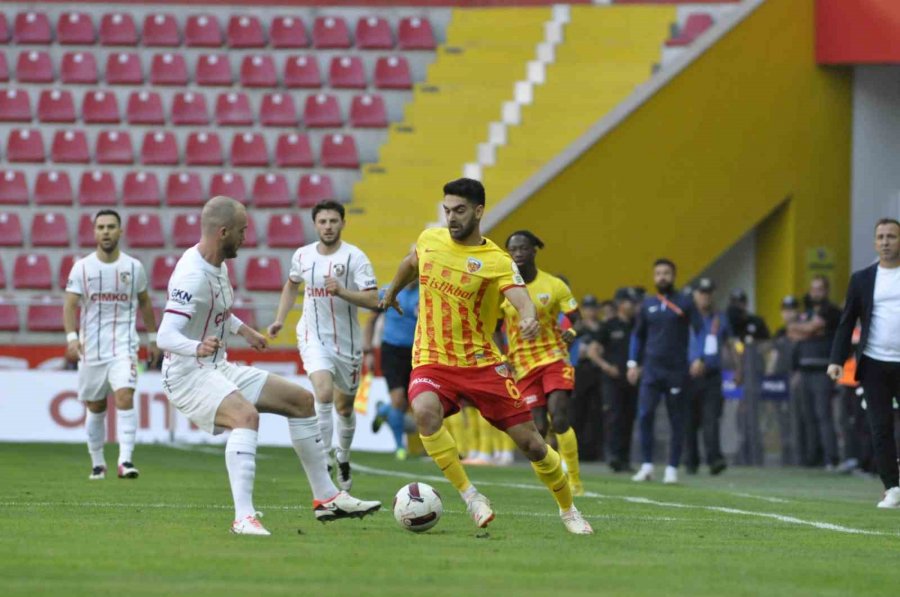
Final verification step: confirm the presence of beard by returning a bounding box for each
[449,218,476,240]
[655,281,673,294]
[223,242,239,259]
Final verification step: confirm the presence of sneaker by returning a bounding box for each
[231,513,270,536]
[88,465,107,480]
[709,459,727,476]
[337,461,352,491]
[663,466,678,485]
[314,491,381,522]
[466,493,495,528]
[569,479,586,497]
[877,487,900,509]
[117,462,140,479]
[631,463,654,482]
[560,506,593,535]
[394,447,408,461]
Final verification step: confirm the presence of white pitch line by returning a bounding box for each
[731,492,791,504]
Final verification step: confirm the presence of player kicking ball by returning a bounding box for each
[380,178,593,535]
[157,196,380,536]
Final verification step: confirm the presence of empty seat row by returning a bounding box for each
[3,12,435,50]
[0,169,335,207]
[0,88,389,128]
[3,50,413,89]
[3,129,361,168]
[666,14,714,47]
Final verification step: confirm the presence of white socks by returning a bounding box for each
[85,410,106,467]
[117,408,136,464]
[289,417,338,501]
[335,412,356,464]
[225,428,258,521]
[314,401,334,454]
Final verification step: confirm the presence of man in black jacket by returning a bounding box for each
[829,218,900,508]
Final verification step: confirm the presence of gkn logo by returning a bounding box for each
[170,288,193,304]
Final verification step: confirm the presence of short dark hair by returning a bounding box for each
[311,199,345,222]
[811,274,830,290]
[93,209,121,226]
[505,230,544,250]
[653,258,676,273]
[875,218,900,232]
[443,178,485,206]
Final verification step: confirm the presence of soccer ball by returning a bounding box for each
[393,482,443,533]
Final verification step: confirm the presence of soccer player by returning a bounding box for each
[157,196,380,535]
[63,209,160,481]
[498,230,584,496]
[380,178,592,535]
[268,200,379,491]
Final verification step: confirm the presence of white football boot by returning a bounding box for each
[663,466,679,485]
[877,487,900,509]
[631,463,654,482]
[314,491,381,522]
[560,506,594,535]
[231,514,271,536]
[466,493,495,528]
[89,465,107,480]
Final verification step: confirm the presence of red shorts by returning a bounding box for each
[517,360,574,410]
[408,362,532,431]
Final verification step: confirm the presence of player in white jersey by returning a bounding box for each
[63,209,160,481]
[268,200,380,492]
[157,196,380,535]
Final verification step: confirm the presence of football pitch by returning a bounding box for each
[1,443,897,597]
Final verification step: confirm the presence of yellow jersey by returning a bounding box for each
[500,269,577,379]
[412,227,525,369]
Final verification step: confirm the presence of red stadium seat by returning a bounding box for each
[329,55,366,89]
[185,132,223,166]
[0,171,28,205]
[227,15,265,48]
[7,129,46,163]
[356,16,393,50]
[82,90,120,124]
[51,130,90,164]
[127,91,165,125]
[58,254,78,290]
[150,52,189,86]
[252,173,291,208]
[230,297,257,329]
[0,54,9,82]
[210,172,247,204]
[37,89,75,123]
[0,300,19,332]
[14,11,52,44]
[57,12,95,45]
[173,213,202,247]
[27,297,65,332]
[0,259,5,289]
[231,132,268,167]
[275,133,314,167]
[0,89,32,122]
[106,52,143,85]
[35,170,74,205]
[171,91,210,125]
[321,134,359,168]
[374,56,412,89]
[122,171,161,206]
[14,254,52,289]
[260,92,298,127]
[96,130,134,164]
[313,16,351,49]
[304,93,342,128]
[284,55,322,88]
[398,16,436,50]
[78,170,117,206]
[143,13,180,47]
[166,172,204,206]
[196,54,232,86]
[151,255,179,290]
[270,16,308,48]
[243,214,258,248]
[240,54,277,87]
[140,130,179,165]
[61,51,99,84]
[0,14,9,44]
[31,212,70,247]
[267,213,305,248]
[350,93,387,128]
[77,213,95,247]
[215,91,253,126]
[185,14,223,47]
[667,14,714,47]
[125,213,164,248]
[245,256,283,291]
[16,50,53,83]
[0,212,24,246]
[298,173,335,207]
[99,13,138,46]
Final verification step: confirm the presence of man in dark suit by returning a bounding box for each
[829,218,900,508]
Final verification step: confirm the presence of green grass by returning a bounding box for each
[1,443,898,597]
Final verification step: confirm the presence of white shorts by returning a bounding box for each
[162,360,269,435]
[299,342,362,395]
[77,356,137,403]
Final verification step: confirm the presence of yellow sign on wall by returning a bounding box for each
[806,246,835,287]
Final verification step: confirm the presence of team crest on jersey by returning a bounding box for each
[494,363,510,377]
[466,257,483,273]
[538,293,550,305]
[119,271,131,286]
[333,263,346,277]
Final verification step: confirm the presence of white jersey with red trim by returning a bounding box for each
[289,240,377,357]
[66,251,147,365]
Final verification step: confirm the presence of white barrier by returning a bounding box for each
[0,371,395,452]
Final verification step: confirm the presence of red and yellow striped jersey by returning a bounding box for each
[412,227,525,369]
[500,270,577,379]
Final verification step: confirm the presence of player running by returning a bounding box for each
[157,196,380,535]
[380,178,593,535]
[63,209,160,481]
[268,200,379,491]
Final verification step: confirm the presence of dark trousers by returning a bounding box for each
[684,372,724,469]
[859,357,900,489]
[798,370,838,466]
[603,376,637,466]
[839,384,873,471]
[638,370,687,467]
[571,361,603,461]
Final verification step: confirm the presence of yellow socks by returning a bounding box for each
[556,427,581,484]
[531,446,573,511]
[444,413,466,458]
[421,426,471,493]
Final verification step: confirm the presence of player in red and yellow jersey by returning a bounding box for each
[380,178,592,535]
[498,231,584,496]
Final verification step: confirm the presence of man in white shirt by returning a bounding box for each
[268,200,379,491]
[157,196,380,535]
[63,209,160,481]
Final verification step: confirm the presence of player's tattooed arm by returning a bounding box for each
[379,247,418,314]
[504,286,539,341]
